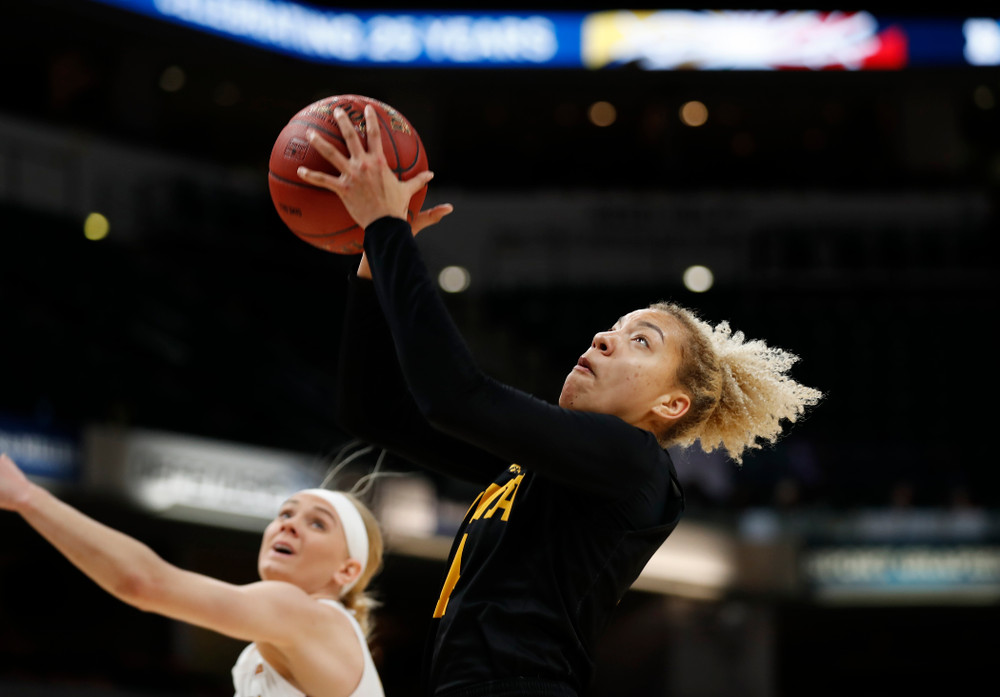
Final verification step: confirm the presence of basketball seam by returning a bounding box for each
[372,111,405,177]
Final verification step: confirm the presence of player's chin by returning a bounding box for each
[258,556,291,579]
[558,379,582,410]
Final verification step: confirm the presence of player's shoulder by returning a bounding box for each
[241,580,343,618]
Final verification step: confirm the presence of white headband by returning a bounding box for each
[298,489,369,595]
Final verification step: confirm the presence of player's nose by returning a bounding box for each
[592,330,615,353]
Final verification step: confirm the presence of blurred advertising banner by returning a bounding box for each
[87,2,1000,69]
[83,425,327,531]
[89,0,583,67]
[803,544,1000,604]
[799,507,1000,603]
[0,414,80,484]
[581,10,907,70]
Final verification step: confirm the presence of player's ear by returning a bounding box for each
[652,391,690,423]
[334,558,362,592]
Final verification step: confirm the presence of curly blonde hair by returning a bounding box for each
[649,302,823,465]
[338,492,384,639]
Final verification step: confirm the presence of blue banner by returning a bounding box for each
[86,2,1000,69]
[90,0,584,67]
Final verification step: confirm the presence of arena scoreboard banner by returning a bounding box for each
[88,2,1000,70]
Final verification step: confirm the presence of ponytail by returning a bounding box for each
[338,492,384,638]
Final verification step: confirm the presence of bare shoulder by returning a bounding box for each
[242,582,355,636]
[255,592,366,697]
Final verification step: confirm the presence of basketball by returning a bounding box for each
[268,94,428,254]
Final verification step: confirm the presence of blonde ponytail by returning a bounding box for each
[338,492,384,639]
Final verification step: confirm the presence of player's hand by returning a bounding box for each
[411,203,454,235]
[296,105,433,230]
[0,453,35,512]
[356,203,454,279]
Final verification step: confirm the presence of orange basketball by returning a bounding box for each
[268,94,428,254]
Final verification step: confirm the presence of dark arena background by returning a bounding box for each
[1,2,998,696]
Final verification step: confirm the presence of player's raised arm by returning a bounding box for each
[0,453,386,697]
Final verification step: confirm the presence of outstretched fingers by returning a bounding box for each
[333,106,369,159]
[411,202,454,235]
[298,105,388,192]
[407,169,435,196]
[298,128,350,188]
[295,102,434,227]
[360,105,385,159]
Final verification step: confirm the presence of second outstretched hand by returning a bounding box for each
[0,453,35,512]
[356,201,454,280]
[296,104,438,230]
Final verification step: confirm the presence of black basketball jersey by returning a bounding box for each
[335,217,685,696]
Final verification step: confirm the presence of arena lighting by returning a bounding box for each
[679,100,708,127]
[438,265,471,293]
[682,264,714,292]
[83,212,110,240]
[973,85,996,109]
[964,17,1000,65]
[85,2,1000,69]
[587,100,617,127]
[158,65,186,92]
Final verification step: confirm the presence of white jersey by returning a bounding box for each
[231,598,384,697]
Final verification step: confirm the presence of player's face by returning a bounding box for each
[258,492,353,595]
[559,308,686,427]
